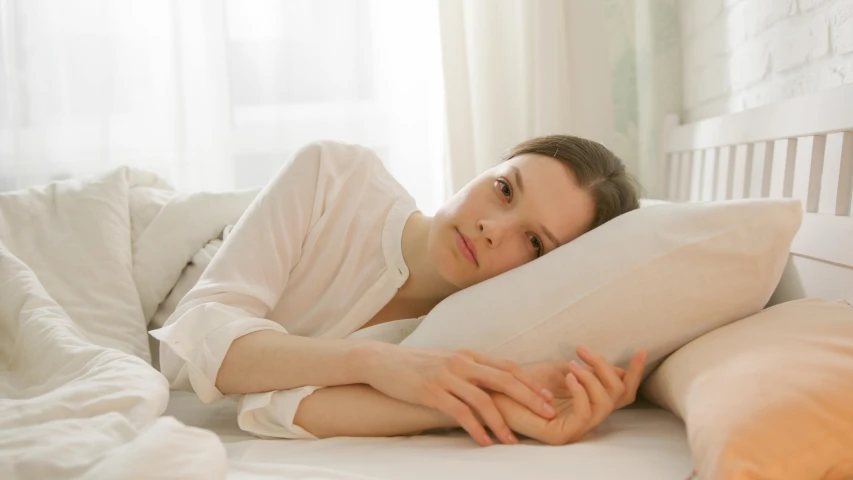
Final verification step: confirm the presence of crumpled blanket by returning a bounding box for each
[0,167,377,479]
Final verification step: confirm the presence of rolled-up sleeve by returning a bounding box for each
[236,387,324,439]
[150,142,324,404]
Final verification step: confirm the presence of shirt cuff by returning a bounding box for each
[150,302,289,403]
[237,386,324,439]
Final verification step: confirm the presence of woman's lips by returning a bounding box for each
[455,228,478,266]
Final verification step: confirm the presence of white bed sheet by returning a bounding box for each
[164,391,694,480]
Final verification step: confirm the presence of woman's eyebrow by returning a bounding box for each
[540,224,559,249]
[510,165,559,248]
[510,166,525,194]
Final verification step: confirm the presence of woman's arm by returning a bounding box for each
[232,336,556,446]
[153,143,329,403]
[293,383,462,440]
[293,348,645,445]
[216,330,377,394]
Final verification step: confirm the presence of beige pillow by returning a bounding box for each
[642,298,853,480]
[400,199,802,374]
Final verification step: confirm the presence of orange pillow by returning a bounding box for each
[642,298,853,480]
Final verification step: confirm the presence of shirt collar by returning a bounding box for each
[382,199,418,288]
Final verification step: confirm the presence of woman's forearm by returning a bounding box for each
[293,383,460,438]
[221,334,467,438]
[216,330,377,395]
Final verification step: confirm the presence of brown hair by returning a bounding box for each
[501,135,641,230]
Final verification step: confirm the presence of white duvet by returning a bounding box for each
[0,168,381,480]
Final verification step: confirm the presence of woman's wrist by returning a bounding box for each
[346,339,388,385]
[490,392,546,442]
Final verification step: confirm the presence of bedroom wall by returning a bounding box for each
[680,0,853,122]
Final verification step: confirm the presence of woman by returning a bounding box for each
[151,135,643,447]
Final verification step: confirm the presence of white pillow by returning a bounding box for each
[399,199,802,373]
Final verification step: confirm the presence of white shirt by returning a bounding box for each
[150,140,419,439]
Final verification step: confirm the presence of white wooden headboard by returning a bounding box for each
[659,84,853,305]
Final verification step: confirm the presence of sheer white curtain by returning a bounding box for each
[0,0,447,213]
[438,0,682,196]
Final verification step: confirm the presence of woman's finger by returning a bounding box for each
[449,378,518,445]
[433,392,493,447]
[580,362,624,379]
[617,351,647,408]
[576,346,625,401]
[576,362,624,380]
[568,361,613,424]
[470,364,557,420]
[561,373,592,444]
[469,351,552,401]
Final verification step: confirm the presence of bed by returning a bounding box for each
[161,84,853,479]
[1,84,850,480]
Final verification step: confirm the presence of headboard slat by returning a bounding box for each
[710,148,720,200]
[725,148,736,200]
[679,152,693,202]
[806,135,827,213]
[732,145,747,199]
[838,131,853,216]
[689,151,703,202]
[716,146,730,200]
[760,141,774,198]
[820,133,845,214]
[742,143,754,199]
[781,138,798,198]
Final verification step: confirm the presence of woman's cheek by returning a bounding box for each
[493,253,524,278]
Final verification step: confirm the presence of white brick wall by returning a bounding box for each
[681,0,853,121]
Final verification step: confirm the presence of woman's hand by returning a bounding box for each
[357,343,556,447]
[492,346,647,446]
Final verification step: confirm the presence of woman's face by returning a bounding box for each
[429,153,596,289]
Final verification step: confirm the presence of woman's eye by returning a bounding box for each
[529,234,543,257]
[497,179,512,200]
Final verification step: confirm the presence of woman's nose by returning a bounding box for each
[477,216,512,247]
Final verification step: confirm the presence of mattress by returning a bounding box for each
[164,391,694,479]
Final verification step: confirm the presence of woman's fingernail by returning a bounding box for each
[483,433,493,446]
[577,345,589,354]
[541,388,554,400]
[509,433,520,444]
[543,402,556,417]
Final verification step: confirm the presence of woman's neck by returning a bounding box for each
[399,212,460,309]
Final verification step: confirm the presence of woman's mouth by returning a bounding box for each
[455,228,478,266]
